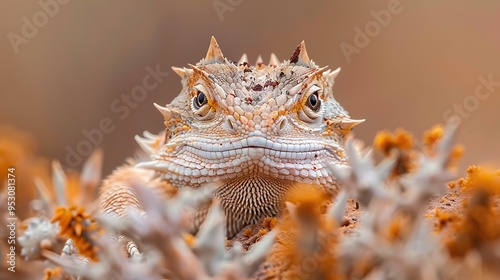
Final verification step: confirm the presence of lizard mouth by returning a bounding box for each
[136,133,344,185]
[187,136,326,152]
[184,136,332,160]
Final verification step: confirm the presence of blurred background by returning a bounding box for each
[1,0,499,185]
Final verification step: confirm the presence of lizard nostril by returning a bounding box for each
[276,117,288,133]
[226,118,236,131]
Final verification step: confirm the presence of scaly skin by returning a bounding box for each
[100,37,364,238]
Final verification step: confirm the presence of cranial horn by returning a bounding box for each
[171,66,189,79]
[135,134,156,155]
[329,67,341,81]
[269,53,280,66]
[338,118,365,132]
[153,103,173,120]
[256,55,264,66]
[238,53,248,65]
[290,41,312,67]
[313,65,329,76]
[188,63,210,77]
[203,36,225,64]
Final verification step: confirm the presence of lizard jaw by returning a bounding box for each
[135,131,346,190]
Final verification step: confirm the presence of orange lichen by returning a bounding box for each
[422,124,444,150]
[431,209,458,233]
[44,267,62,280]
[442,167,500,259]
[422,124,463,168]
[257,184,339,279]
[51,206,101,261]
[286,183,332,224]
[445,191,500,258]
[448,144,464,168]
[373,128,415,176]
[373,128,414,155]
[182,233,196,247]
[448,181,457,189]
[383,213,412,242]
[455,166,500,193]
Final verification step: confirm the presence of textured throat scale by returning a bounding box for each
[135,37,364,237]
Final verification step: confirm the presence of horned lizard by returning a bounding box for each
[99,37,364,238]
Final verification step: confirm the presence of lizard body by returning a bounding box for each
[100,37,363,238]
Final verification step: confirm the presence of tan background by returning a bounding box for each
[1,0,499,176]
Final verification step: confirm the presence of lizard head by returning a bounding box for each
[136,37,364,191]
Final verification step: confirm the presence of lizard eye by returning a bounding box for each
[306,91,321,112]
[193,90,208,109]
[298,85,323,123]
[191,86,214,121]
